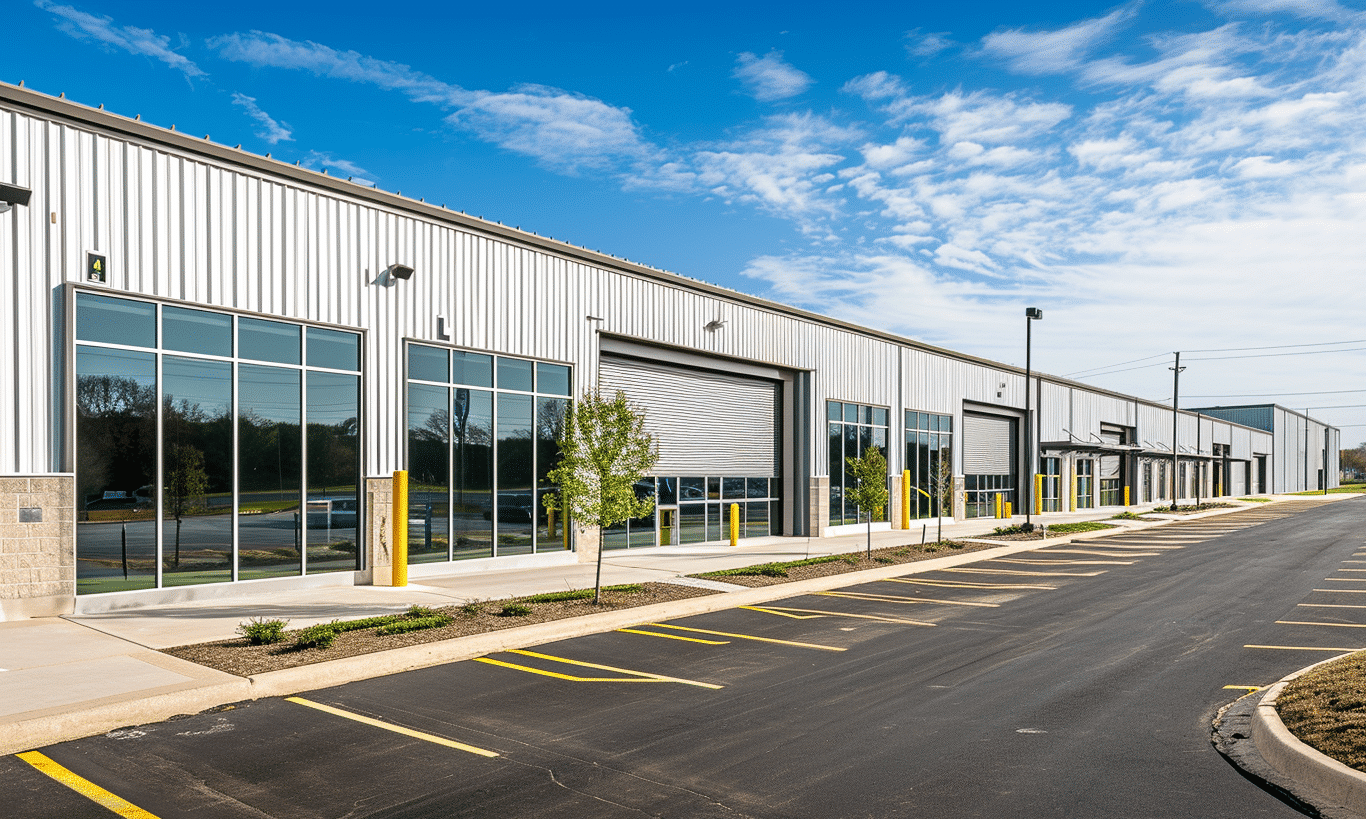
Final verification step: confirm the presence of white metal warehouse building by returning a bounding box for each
[0,82,1341,619]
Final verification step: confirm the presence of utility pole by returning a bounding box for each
[1024,307,1043,531]
[1170,352,1184,508]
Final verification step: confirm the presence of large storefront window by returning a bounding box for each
[406,343,570,561]
[829,401,889,525]
[1040,457,1061,513]
[604,475,780,549]
[905,410,953,519]
[74,292,362,595]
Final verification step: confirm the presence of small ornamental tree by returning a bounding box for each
[845,448,889,558]
[165,443,208,569]
[930,454,954,544]
[544,390,658,603]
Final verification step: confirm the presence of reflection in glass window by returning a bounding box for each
[76,293,156,348]
[164,306,231,357]
[162,357,232,586]
[679,504,706,544]
[408,345,449,383]
[452,351,493,388]
[407,383,449,564]
[452,388,493,559]
[239,317,301,365]
[723,477,746,499]
[497,357,534,392]
[237,364,302,580]
[905,410,954,521]
[829,401,890,525]
[537,397,569,551]
[307,371,360,573]
[76,347,157,593]
[536,362,572,396]
[497,393,535,555]
[307,327,360,372]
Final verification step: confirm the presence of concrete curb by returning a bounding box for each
[1252,654,1366,818]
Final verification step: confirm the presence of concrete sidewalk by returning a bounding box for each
[0,497,1336,754]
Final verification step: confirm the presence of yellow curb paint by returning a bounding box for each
[744,605,935,625]
[942,567,1105,577]
[1244,645,1366,651]
[886,578,1057,590]
[644,623,847,650]
[739,605,823,619]
[286,697,498,757]
[1223,685,1263,691]
[819,590,999,607]
[1276,621,1366,628]
[16,752,160,819]
[506,649,724,688]
[616,628,729,644]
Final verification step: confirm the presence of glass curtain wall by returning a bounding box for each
[904,410,954,520]
[607,475,780,549]
[1040,457,1061,512]
[405,343,571,561]
[1076,459,1095,509]
[828,402,889,525]
[74,293,363,595]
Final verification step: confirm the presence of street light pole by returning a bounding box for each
[1170,352,1184,509]
[1024,307,1043,532]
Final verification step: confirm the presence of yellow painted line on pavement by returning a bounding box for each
[616,628,729,644]
[739,605,823,619]
[1322,578,1366,582]
[742,605,936,625]
[1300,603,1366,609]
[644,622,847,650]
[987,557,1135,565]
[944,567,1105,577]
[1314,589,1366,593]
[1223,685,1264,691]
[1041,548,1161,557]
[1245,645,1366,652]
[503,649,723,688]
[474,657,675,685]
[1337,569,1366,573]
[886,577,1057,590]
[820,590,999,607]
[16,751,160,818]
[287,697,499,756]
[1276,621,1366,629]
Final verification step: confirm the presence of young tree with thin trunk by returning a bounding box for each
[845,448,889,558]
[544,390,658,603]
[930,455,954,543]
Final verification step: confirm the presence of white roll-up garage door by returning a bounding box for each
[962,412,1017,475]
[599,355,779,475]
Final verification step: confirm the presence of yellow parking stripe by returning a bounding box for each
[1321,578,1366,582]
[987,558,1135,565]
[1299,603,1366,609]
[1276,621,1366,628]
[617,628,729,644]
[1313,589,1366,593]
[1337,569,1366,573]
[819,590,999,607]
[1223,685,1263,691]
[644,623,847,650]
[474,657,679,685]
[17,752,161,818]
[1041,548,1161,557]
[886,578,1057,590]
[740,605,935,625]
[1244,645,1366,651]
[502,649,724,688]
[739,605,823,619]
[286,697,499,757]
[943,567,1105,577]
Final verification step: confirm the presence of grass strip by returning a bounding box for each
[1277,651,1366,771]
[697,554,857,579]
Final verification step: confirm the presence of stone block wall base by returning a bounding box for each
[1,475,76,619]
[0,594,74,620]
[575,527,601,564]
[365,476,394,585]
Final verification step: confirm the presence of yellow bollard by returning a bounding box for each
[994,494,1002,519]
[1070,475,1077,512]
[1034,474,1043,515]
[1005,501,1013,519]
[729,503,739,546]
[902,470,911,530]
[392,470,408,587]
[1123,486,1130,507]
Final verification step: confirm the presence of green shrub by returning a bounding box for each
[924,545,938,552]
[375,614,453,635]
[1045,521,1115,534]
[460,602,483,615]
[329,615,402,633]
[293,623,340,649]
[404,604,443,618]
[237,617,288,645]
[497,603,532,617]
[520,585,643,604]
[873,556,895,564]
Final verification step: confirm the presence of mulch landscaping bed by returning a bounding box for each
[689,541,991,588]
[975,522,1119,542]
[1277,651,1366,772]
[163,582,717,677]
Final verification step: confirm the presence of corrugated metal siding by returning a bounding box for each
[1198,406,1274,432]
[598,355,779,476]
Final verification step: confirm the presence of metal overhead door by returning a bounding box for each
[598,355,779,476]
[963,413,1016,475]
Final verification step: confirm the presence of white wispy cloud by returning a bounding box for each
[980,7,1135,75]
[35,0,204,78]
[1209,0,1356,22]
[733,50,814,102]
[230,93,292,144]
[300,151,375,186]
[906,29,955,58]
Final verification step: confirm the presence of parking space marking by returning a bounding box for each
[644,623,849,650]
[1299,603,1366,609]
[1313,589,1366,593]
[286,697,500,756]
[943,567,1106,578]
[1275,621,1366,629]
[1245,645,1366,651]
[739,605,823,619]
[1223,685,1264,691]
[887,578,1058,590]
[821,590,999,607]
[616,628,729,644]
[1321,578,1366,582]
[476,650,724,689]
[987,557,1136,565]
[1040,548,1162,557]
[1337,569,1366,573]
[17,751,162,818]
[740,605,936,625]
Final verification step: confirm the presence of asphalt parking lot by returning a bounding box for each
[9,499,1359,818]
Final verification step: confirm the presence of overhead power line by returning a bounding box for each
[1184,339,1366,354]
[1065,339,1366,379]
[1187,346,1366,362]
[1183,388,1366,399]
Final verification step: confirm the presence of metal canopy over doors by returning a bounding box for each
[598,355,780,476]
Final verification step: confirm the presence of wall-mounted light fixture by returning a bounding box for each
[0,182,32,214]
[388,263,414,280]
[704,318,726,331]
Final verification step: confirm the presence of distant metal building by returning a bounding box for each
[0,82,1338,618]
[1190,405,1341,494]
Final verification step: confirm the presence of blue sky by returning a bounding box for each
[8,0,1366,442]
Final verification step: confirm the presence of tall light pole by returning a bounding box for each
[1170,352,1185,508]
[1024,307,1043,532]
